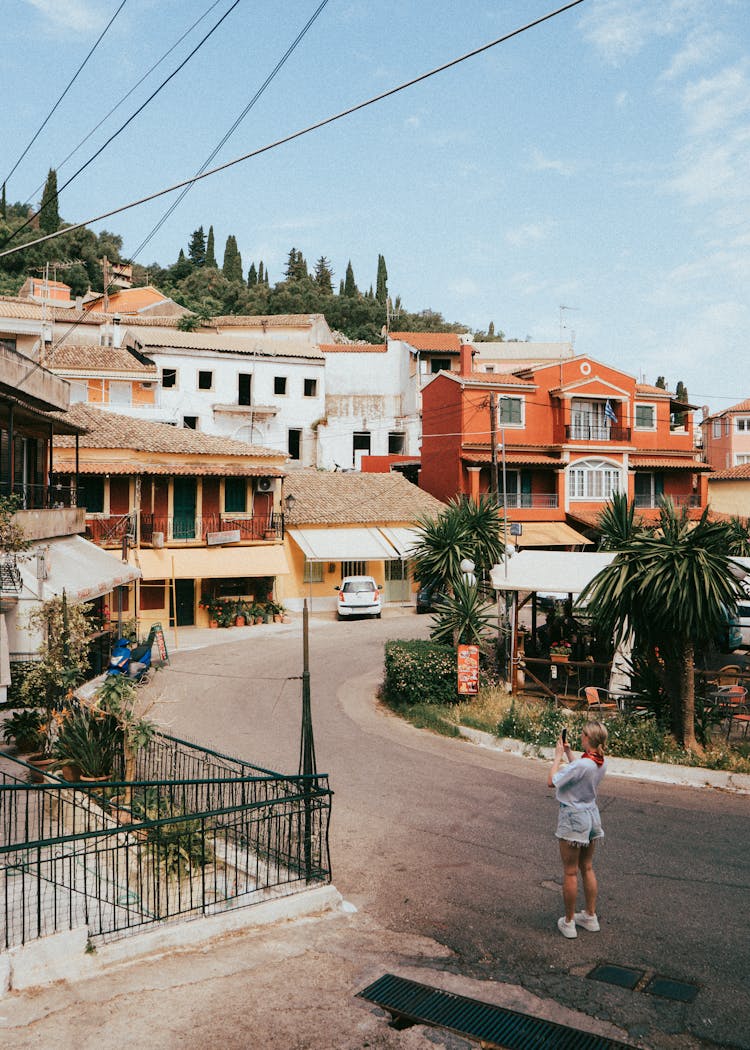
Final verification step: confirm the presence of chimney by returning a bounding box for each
[459,342,474,376]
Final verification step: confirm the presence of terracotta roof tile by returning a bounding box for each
[319,343,387,353]
[629,454,710,470]
[45,344,157,375]
[211,313,325,328]
[284,470,444,525]
[706,398,750,420]
[635,383,673,396]
[389,332,465,352]
[52,403,283,459]
[130,327,324,359]
[53,458,283,477]
[461,450,564,467]
[709,464,750,481]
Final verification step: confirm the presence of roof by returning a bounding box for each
[45,344,157,376]
[490,550,615,594]
[460,449,564,468]
[52,403,283,458]
[635,382,673,397]
[709,464,750,481]
[388,332,465,353]
[54,458,283,477]
[283,470,444,525]
[129,327,324,360]
[433,370,534,389]
[319,343,387,354]
[705,398,750,421]
[629,454,711,471]
[82,285,179,314]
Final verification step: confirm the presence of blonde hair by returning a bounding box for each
[583,720,608,755]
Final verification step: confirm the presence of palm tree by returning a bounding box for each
[412,495,504,593]
[579,498,745,750]
[430,578,496,646]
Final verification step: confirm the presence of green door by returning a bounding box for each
[173,478,196,539]
[170,579,195,626]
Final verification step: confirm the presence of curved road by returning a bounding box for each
[161,610,750,1050]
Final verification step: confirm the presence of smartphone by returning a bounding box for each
[561,727,567,744]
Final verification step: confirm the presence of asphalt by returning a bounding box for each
[1,610,746,1050]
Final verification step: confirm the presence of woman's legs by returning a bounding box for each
[578,841,598,915]
[558,840,581,922]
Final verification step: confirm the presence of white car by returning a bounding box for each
[335,576,383,619]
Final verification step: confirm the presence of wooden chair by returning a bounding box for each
[580,686,619,715]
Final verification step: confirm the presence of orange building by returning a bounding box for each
[419,346,709,543]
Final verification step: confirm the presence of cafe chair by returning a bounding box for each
[580,686,619,715]
[721,685,749,740]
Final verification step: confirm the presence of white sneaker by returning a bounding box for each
[574,910,600,932]
[557,917,577,938]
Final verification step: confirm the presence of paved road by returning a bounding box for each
[152,611,749,1049]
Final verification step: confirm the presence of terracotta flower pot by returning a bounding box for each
[26,754,57,783]
[60,762,82,782]
[209,619,219,629]
[273,614,282,623]
[235,616,246,626]
[550,654,569,663]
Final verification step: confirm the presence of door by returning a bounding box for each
[384,559,410,603]
[173,477,196,539]
[169,578,195,626]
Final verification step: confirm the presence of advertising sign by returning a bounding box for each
[457,643,480,695]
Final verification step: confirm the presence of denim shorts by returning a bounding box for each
[555,803,604,847]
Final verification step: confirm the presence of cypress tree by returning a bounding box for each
[258,261,265,284]
[375,254,388,303]
[205,225,217,267]
[314,256,333,294]
[39,168,60,234]
[247,262,258,287]
[655,376,666,389]
[188,226,206,266]
[338,278,344,295]
[344,260,357,297]
[222,235,243,282]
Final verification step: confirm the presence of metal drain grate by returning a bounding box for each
[643,976,699,1003]
[357,973,637,1049]
[588,964,645,991]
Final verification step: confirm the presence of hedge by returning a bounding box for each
[383,639,457,706]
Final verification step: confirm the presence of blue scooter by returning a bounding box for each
[107,635,153,682]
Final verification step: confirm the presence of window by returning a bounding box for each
[736,417,750,432]
[635,403,656,429]
[304,378,317,397]
[353,432,371,453]
[388,432,405,454]
[198,370,213,391]
[68,380,88,404]
[224,477,246,513]
[430,357,451,374]
[183,416,198,430]
[162,368,177,388]
[288,428,301,460]
[140,580,166,611]
[274,376,287,395]
[485,366,495,373]
[342,561,367,578]
[81,475,104,513]
[238,373,251,405]
[0,337,17,353]
[498,397,523,426]
[568,459,622,501]
[303,559,323,583]
[712,419,722,438]
[108,381,131,407]
[736,454,750,466]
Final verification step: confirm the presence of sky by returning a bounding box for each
[2,0,750,413]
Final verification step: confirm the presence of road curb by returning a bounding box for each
[455,725,750,794]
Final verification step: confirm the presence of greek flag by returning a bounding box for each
[604,399,617,424]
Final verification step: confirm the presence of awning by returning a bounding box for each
[505,522,593,548]
[20,535,141,604]
[378,527,421,557]
[136,545,290,580]
[491,550,615,594]
[288,527,399,562]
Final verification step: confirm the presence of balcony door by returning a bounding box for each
[173,478,196,539]
[571,400,608,441]
[634,472,664,508]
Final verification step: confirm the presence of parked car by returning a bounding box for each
[416,582,447,614]
[335,576,382,619]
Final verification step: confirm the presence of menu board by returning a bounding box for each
[152,622,169,663]
[457,644,479,695]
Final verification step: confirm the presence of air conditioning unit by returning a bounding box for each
[257,477,273,492]
[152,531,164,549]
[141,381,154,389]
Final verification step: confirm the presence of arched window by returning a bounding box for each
[568,458,622,501]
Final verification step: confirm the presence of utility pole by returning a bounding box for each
[489,393,499,499]
[299,600,317,881]
[102,255,109,312]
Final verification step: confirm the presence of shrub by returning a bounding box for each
[383,639,457,706]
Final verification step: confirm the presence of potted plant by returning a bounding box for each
[550,640,572,663]
[234,601,247,627]
[267,600,286,623]
[1,708,45,754]
[52,705,122,781]
[199,594,223,627]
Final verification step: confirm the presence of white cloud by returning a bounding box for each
[24,0,104,33]
[449,277,480,297]
[404,116,420,129]
[681,62,750,138]
[580,0,705,67]
[505,219,556,247]
[615,91,630,108]
[660,29,725,82]
[528,148,574,177]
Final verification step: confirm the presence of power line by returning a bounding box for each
[26,0,227,203]
[132,0,330,262]
[0,0,586,263]
[3,0,128,191]
[1,0,243,253]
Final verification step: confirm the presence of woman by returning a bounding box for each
[547,721,608,939]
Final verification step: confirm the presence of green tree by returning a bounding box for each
[343,260,358,297]
[655,376,666,389]
[205,225,217,267]
[412,495,504,593]
[39,168,60,235]
[579,498,745,750]
[284,247,308,282]
[1,182,5,220]
[257,261,265,285]
[188,226,206,267]
[375,253,388,304]
[247,262,257,287]
[313,256,333,294]
[222,235,243,283]
[674,380,689,427]
[430,577,496,646]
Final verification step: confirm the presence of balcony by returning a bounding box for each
[140,512,284,545]
[496,493,558,509]
[565,425,631,442]
[633,494,700,509]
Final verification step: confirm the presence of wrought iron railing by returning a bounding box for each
[140,512,284,544]
[496,493,558,509]
[84,513,136,546]
[0,554,23,595]
[1,480,77,509]
[565,425,631,442]
[0,733,332,948]
[633,494,700,509]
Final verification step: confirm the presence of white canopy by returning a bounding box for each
[288,527,399,562]
[490,550,615,595]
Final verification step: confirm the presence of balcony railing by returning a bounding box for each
[633,494,700,509]
[1,480,77,509]
[565,425,631,442]
[496,493,558,509]
[140,512,284,544]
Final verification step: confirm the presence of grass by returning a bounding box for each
[383,687,750,775]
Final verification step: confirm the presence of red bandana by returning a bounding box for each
[582,751,604,766]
